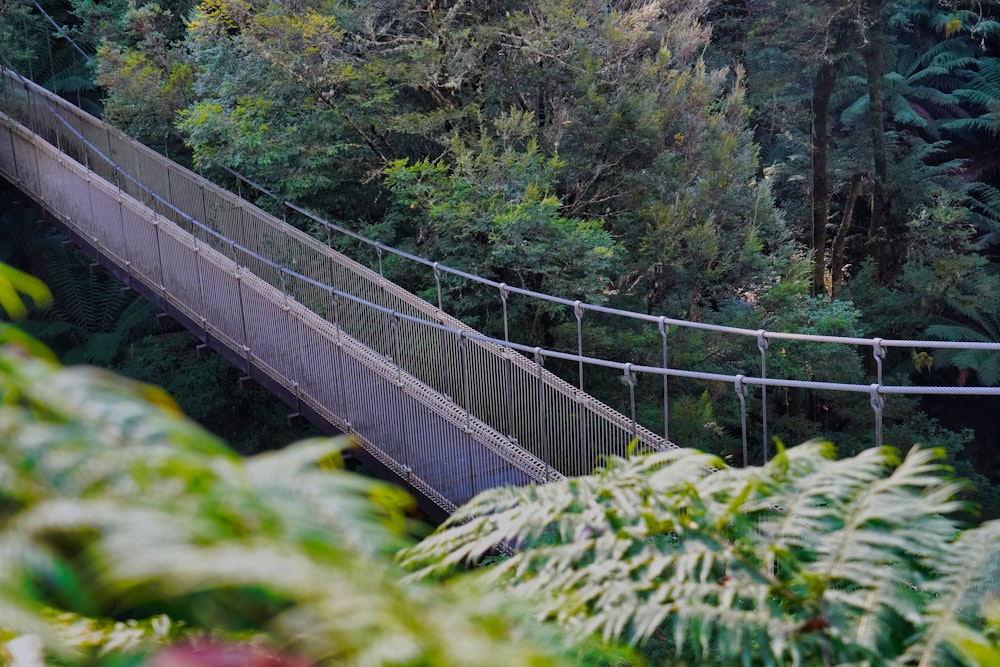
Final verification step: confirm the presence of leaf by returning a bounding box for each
[0,264,51,320]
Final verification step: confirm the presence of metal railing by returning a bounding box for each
[4,48,1000,492]
[0,66,678,515]
[224,158,1000,461]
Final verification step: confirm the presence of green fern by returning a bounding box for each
[902,521,1000,666]
[20,246,160,364]
[401,442,997,665]
[926,306,1000,386]
[0,338,574,666]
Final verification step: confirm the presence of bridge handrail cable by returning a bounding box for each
[3,64,674,489]
[224,169,1000,355]
[6,46,1000,473]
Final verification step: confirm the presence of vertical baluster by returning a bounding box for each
[457,330,475,497]
[757,330,769,461]
[659,317,670,443]
[192,235,205,337]
[574,300,587,457]
[534,347,550,481]
[332,291,351,432]
[871,338,887,447]
[236,266,251,374]
[390,312,413,486]
[433,262,443,312]
[624,363,637,453]
[869,385,885,448]
[735,374,748,467]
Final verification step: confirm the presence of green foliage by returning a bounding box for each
[383,113,618,335]
[0,331,575,666]
[402,442,1000,666]
[927,291,1000,386]
[93,0,195,150]
[10,248,160,366]
[168,0,792,320]
[0,0,99,114]
[667,390,726,457]
[113,332,319,455]
[0,263,50,322]
[843,186,995,339]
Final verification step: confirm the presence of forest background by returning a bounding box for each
[2,0,1000,514]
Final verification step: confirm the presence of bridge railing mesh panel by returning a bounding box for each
[0,67,669,490]
[0,104,548,509]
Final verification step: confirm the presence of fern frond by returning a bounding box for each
[911,37,975,69]
[110,296,158,345]
[901,522,1000,667]
[0,347,570,666]
[402,442,982,665]
[926,323,995,343]
[76,331,121,365]
[892,97,929,129]
[839,95,870,127]
[948,349,1000,385]
[951,87,998,108]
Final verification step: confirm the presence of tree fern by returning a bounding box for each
[902,521,1000,666]
[401,442,998,665]
[19,246,161,364]
[925,285,1000,385]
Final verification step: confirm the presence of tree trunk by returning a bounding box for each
[810,62,837,297]
[830,172,867,299]
[864,0,901,284]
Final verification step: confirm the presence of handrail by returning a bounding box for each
[225,168,1000,355]
[10,15,1000,470]
[1,63,671,494]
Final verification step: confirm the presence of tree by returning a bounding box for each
[403,442,1000,666]
[382,112,618,338]
[88,0,196,152]
[169,0,793,323]
[0,0,98,113]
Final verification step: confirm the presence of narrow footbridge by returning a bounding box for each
[6,66,1000,519]
[0,67,671,517]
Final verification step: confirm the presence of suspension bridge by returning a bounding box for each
[3,66,1000,519]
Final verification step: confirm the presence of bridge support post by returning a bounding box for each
[659,317,670,443]
[534,347,550,481]
[624,363,637,446]
[871,338,887,447]
[757,330,769,461]
[575,301,587,456]
[869,384,885,448]
[735,374,748,467]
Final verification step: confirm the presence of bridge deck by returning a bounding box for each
[0,67,672,516]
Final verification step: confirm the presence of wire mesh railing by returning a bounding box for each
[0,65,679,510]
[5,38,1000,488]
[220,157,1000,461]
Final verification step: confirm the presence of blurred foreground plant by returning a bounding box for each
[0,315,571,665]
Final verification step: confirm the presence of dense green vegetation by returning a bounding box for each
[5,0,1000,511]
[3,3,1000,661]
[1,299,999,665]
